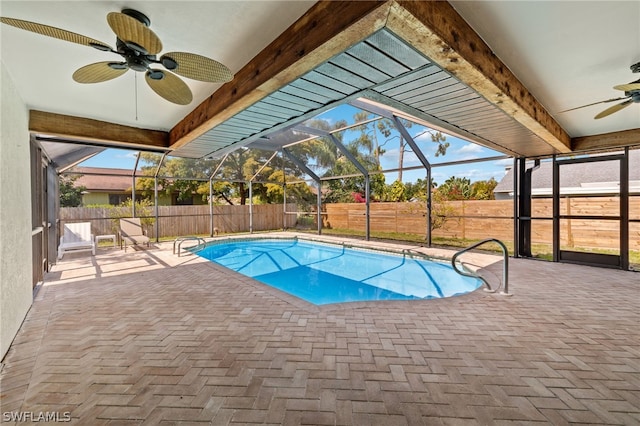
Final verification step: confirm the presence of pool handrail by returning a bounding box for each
[451,238,512,296]
[173,236,207,257]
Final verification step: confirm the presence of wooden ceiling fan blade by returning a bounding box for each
[145,70,192,105]
[73,62,128,83]
[107,12,162,55]
[613,82,640,92]
[0,17,112,50]
[594,99,633,119]
[160,51,233,83]
[558,97,628,113]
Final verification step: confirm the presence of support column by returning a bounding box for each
[392,116,432,246]
[153,153,167,242]
[317,181,322,235]
[621,147,629,270]
[552,155,560,262]
[283,183,287,230]
[154,177,159,241]
[209,178,213,237]
[513,157,519,257]
[209,154,228,237]
[132,152,141,218]
[518,159,532,257]
[249,181,253,234]
[282,148,323,235]
[327,134,370,240]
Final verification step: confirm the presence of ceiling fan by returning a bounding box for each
[0,9,233,105]
[560,62,640,119]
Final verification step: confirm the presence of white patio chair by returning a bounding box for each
[58,222,95,259]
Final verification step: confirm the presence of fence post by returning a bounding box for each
[461,201,466,240]
[249,181,253,234]
[209,178,214,237]
[154,176,159,242]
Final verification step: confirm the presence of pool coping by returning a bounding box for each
[188,232,504,312]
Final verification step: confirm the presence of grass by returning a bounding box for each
[100,227,640,271]
[299,228,640,269]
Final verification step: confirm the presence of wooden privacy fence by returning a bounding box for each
[323,198,640,250]
[60,198,640,250]
[60,204,297,239]
[322,200,514,242]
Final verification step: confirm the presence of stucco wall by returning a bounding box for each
[0,62,33,359]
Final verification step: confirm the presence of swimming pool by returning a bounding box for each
[194,238,482,305]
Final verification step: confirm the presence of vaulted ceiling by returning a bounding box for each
[2,1,639,163]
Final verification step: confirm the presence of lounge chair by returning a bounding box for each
[58,222,95,259]
[119,218,150,251]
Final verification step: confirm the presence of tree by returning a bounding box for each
[404,177,436,201]
[384,180,407,202]
[436,176,472,201]
[471,178,498,200]
[430,187,459,231]
[433,176,498,201]
[264,170,314,204]
[135,153,211,204]
[376,117,449,182]
[134,148,317,206]
[59,174,85,207]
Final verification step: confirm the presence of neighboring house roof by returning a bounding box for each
[494,150,640,196]
[71,167,133,192]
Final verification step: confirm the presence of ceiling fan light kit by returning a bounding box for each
[0,9,233,105]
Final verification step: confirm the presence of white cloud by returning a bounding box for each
[493,158,514,166]
[116,152,138,159]
[456,143,483,155]
[454,168,505,182]
[380,148,422,168]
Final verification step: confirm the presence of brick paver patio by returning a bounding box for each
[1,233,639,425]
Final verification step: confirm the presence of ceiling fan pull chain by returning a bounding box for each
[135,72,139,121]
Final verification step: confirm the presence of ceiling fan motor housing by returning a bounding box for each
[121,9,150,27]
[115,39,156,72]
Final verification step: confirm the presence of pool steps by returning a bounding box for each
[173,236,207,257]
[451,238,512,296]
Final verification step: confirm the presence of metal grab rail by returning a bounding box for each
[451,238,511,296]
[173,236,206,257]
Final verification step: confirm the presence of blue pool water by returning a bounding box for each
[194,238,482,305]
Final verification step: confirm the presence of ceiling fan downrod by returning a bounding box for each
[121,9,150,27]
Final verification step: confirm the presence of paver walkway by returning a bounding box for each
[1,234,639,425]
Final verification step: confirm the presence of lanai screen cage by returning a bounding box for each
[54,98,639,270]
[59,100,510,244]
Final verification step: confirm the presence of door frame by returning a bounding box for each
[552,150,629,269]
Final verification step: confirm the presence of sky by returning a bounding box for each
[79,104,513,186]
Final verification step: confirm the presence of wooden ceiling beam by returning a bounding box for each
[387,1,572,154]
[169,1,391,149]
[572,128,640,152]
[29,110,169,149]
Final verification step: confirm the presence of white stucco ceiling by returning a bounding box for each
[0,1,315,131]
[450,0,640,138]
[1,1,639,143]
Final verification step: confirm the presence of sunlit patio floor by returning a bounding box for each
[1,232,639,425]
